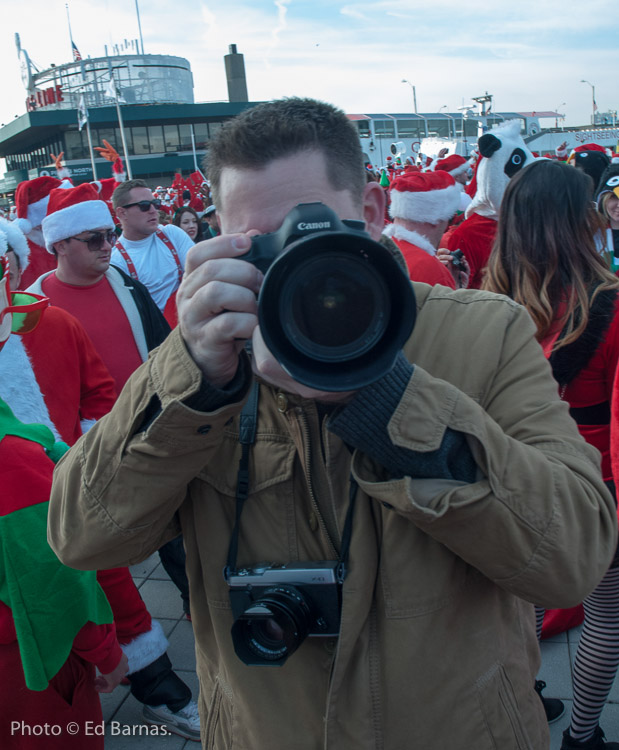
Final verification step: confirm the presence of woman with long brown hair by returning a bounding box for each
[484,158,619,750]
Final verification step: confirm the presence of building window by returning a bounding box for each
[131,126,149,154]
[426,119,450,138]
[355,121,371,138]
[374,120,395,138]
[164,124,180,151]
[193,123,208,149]
[395,119,423,138]
[95,128,117,151]
[65,130,87,160]
[147,125,165,154]
[178,123,192,151]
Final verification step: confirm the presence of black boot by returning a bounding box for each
[561,726,619,749]
[127,652,191,712]
[534,679,565,723]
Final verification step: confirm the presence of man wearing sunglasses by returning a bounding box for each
[28,183,169,394]
[111,179,195,313]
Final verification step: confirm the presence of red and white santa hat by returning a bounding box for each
[433,154,472,179]
[389,171,460,224]
[14,176,73,235]
[41,183,114,253]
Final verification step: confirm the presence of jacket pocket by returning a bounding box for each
[476,662,534,750]
[204,676,233,750]
[379,511,467,617]
[197,433,299,582]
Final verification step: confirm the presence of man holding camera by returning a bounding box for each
[49,98,617,750]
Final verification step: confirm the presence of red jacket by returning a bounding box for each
[447,213,497,290]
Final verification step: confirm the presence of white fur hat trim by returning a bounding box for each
[42,200,114,252]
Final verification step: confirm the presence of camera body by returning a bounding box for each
[226,561,342,666]
[239,203,367,274]
[450,248,465,268]
[238,202,416,392]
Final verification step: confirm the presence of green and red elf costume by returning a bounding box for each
[0,256,122,748]
[0,398,123,749]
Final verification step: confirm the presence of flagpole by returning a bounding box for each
[190,125,198,171]
[65,4,75,59]
[107,62,133,179]
[85,114,98,181]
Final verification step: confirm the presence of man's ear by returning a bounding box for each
[362,180,386,242]
[53,240,68,258]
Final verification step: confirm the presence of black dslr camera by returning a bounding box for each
[239,202,416,391]
[226,562,343,666]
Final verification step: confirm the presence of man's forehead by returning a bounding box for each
[218,151,359,233]
[126,186,153,201]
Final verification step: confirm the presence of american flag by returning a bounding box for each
[72,41,82,61]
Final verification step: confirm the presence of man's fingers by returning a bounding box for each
[183,233,252,275]
[182,281,259,327]
[180,257,263,301]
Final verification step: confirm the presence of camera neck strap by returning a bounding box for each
[224,380,357,582]
[225,380,260,577]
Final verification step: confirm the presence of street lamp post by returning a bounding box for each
[401,79,417,114]
[439,105,456,139]
[555,102,566,129]
[580,80,596,125]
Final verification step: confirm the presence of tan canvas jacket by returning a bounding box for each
[49,283,618,750]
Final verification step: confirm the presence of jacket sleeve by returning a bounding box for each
[72,621,124,675]
[48,327,250,570]
[345,302,617,609]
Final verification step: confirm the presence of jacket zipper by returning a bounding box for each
[297,408,339,559]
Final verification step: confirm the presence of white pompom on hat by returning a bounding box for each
[0,218,30,272]
[14,176,73,235]
[388,170,460,224]
[42,183,114,253]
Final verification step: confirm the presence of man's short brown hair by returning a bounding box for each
[204,98,366,209]
[112,178,149,210]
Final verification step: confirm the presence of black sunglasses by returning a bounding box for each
[69,230,117,252]
[121,199,162,212]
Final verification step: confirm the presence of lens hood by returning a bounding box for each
[258,231,416,391]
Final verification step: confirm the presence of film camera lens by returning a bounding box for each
[231,586,312,664]
[239,202,416,391]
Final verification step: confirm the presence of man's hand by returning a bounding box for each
[94,651,128,693]
[94,139,120,163]
[177,233,263,387]
[436,247,470,289]
[251,327,355,403]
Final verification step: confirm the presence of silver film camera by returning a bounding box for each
[226,562,343,666]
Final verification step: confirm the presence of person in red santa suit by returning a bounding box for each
[0,254,128,750]
[0,223,200,741]
[442,120,535,288]
[381,171,465,288]
[433,154,474,220]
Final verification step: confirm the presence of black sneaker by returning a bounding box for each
[561,725,619,749]
[534,679,565,724]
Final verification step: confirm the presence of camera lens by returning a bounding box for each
[258,229,416,391]
[280,253,390,362]
[232,586,313,664]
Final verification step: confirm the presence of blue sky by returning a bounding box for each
[1,0,618,129]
